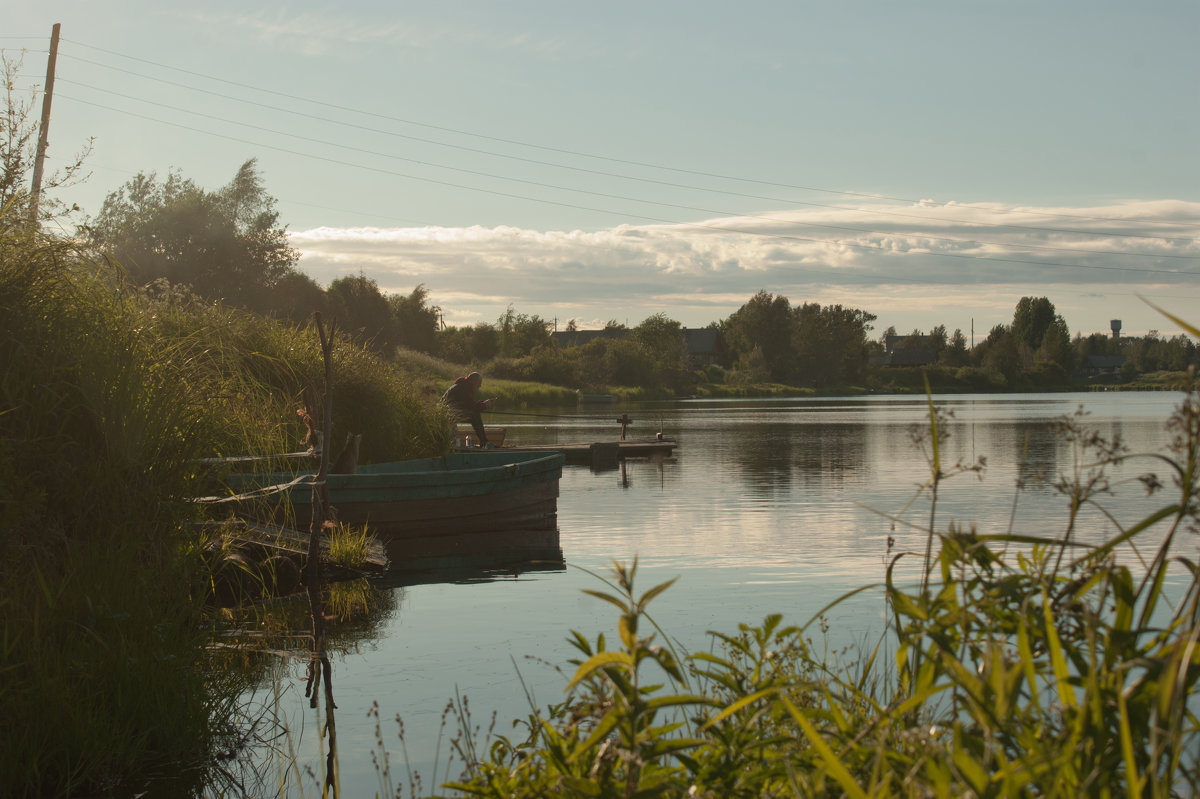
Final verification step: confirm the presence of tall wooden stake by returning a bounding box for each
[305,312,340,796]
[29,23,61,224]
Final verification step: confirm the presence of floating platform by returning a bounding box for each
[453,429,676,467]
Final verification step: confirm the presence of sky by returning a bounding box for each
[6,1,1199,341]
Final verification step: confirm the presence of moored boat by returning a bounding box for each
[224,450,565,563]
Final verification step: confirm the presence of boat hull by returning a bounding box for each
[226,451,564,564]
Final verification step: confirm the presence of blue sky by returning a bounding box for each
[6,1,1199,339]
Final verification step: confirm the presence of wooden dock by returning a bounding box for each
[456,437,676,467]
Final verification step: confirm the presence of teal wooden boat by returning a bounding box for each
[224,450,564,563]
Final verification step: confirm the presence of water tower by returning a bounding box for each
[1110,319,1122,340]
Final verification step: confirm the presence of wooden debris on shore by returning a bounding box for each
[195,518,389,575]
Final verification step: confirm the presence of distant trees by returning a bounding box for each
[86,160,298,314]
[718,291,876,387]
[1120,334,1196,375]
[720,291,795,383]
[961,297,1077,386]
[390,284,440,353]
[327,274,394,350]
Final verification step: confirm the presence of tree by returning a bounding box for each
[633,313,685,366]
[1,52,92,225]
[977,324,1020,384]
[719,291,795,382]
[389,284,440,354]
[1036,315,1076,372]
[438,322,499,365]
[496,306,550,358]
[940,329,970,367]
[327,274,394,352]
[270,270,328,324]
[792,302,876,386]
[86,159,297,311]
[1012,297,1057,353]
[632,313,689,391]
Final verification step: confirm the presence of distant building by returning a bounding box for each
[1080,354,1125,379]
[880,334,938,367]
[682,327,722,366]
[551,328,625,348]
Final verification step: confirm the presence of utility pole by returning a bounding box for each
[29,23,61,224]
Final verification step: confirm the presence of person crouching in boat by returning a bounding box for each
[442,372,496,448]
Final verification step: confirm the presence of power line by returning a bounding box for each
[59,37,1200,234]
[55,80,1200,266]
[54,54,1200,247]
[58,91,1200,286]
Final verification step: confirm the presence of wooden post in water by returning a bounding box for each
[305,313,340,795]
[616,413,633,441]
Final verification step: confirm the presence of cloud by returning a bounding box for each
[174,7,573,60]
[290,199,1200,335]
[174,8,425,56]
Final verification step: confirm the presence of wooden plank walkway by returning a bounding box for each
[460,437,677,466]
[195,518,389,572]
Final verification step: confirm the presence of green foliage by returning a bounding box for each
[326,523,375,570]
[1,206,452,794]
[0,223,245,796]
[85,159,298,313]
[720,292,876,388]
[440,321,501,365]
[391,283,441,354]
[719,290,796,383]
[449,381,1200,797]
[792,302,877,386]
[496,306,552,358]
[327,273,395,353]
[1,52,92,224]
[1012,296,1058,352]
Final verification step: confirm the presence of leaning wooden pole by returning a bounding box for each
[29,23,61,224]
[307,313,335,585]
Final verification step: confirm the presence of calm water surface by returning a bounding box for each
[243,391,1195,795]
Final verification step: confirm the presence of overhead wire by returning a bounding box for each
[55,76,1200,267]
[57,38,1200,234]
[12,37,1199,311]
[49,54,1199,246]
[57,91,1197,284]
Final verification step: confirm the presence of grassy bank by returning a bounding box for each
[0,221,450,795]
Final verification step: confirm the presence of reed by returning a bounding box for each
[326,522,375,571]
[0,229,244,795]
[1,211,451,794]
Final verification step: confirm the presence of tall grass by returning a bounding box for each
[0,213,452,794]
[445,378,1200,797]
[139,286,453,463]
[0,227,241,795]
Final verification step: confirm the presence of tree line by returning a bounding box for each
[70,163,1200,394]
[4,83,1193,396]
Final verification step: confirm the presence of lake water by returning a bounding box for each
[237,390,1196,796]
